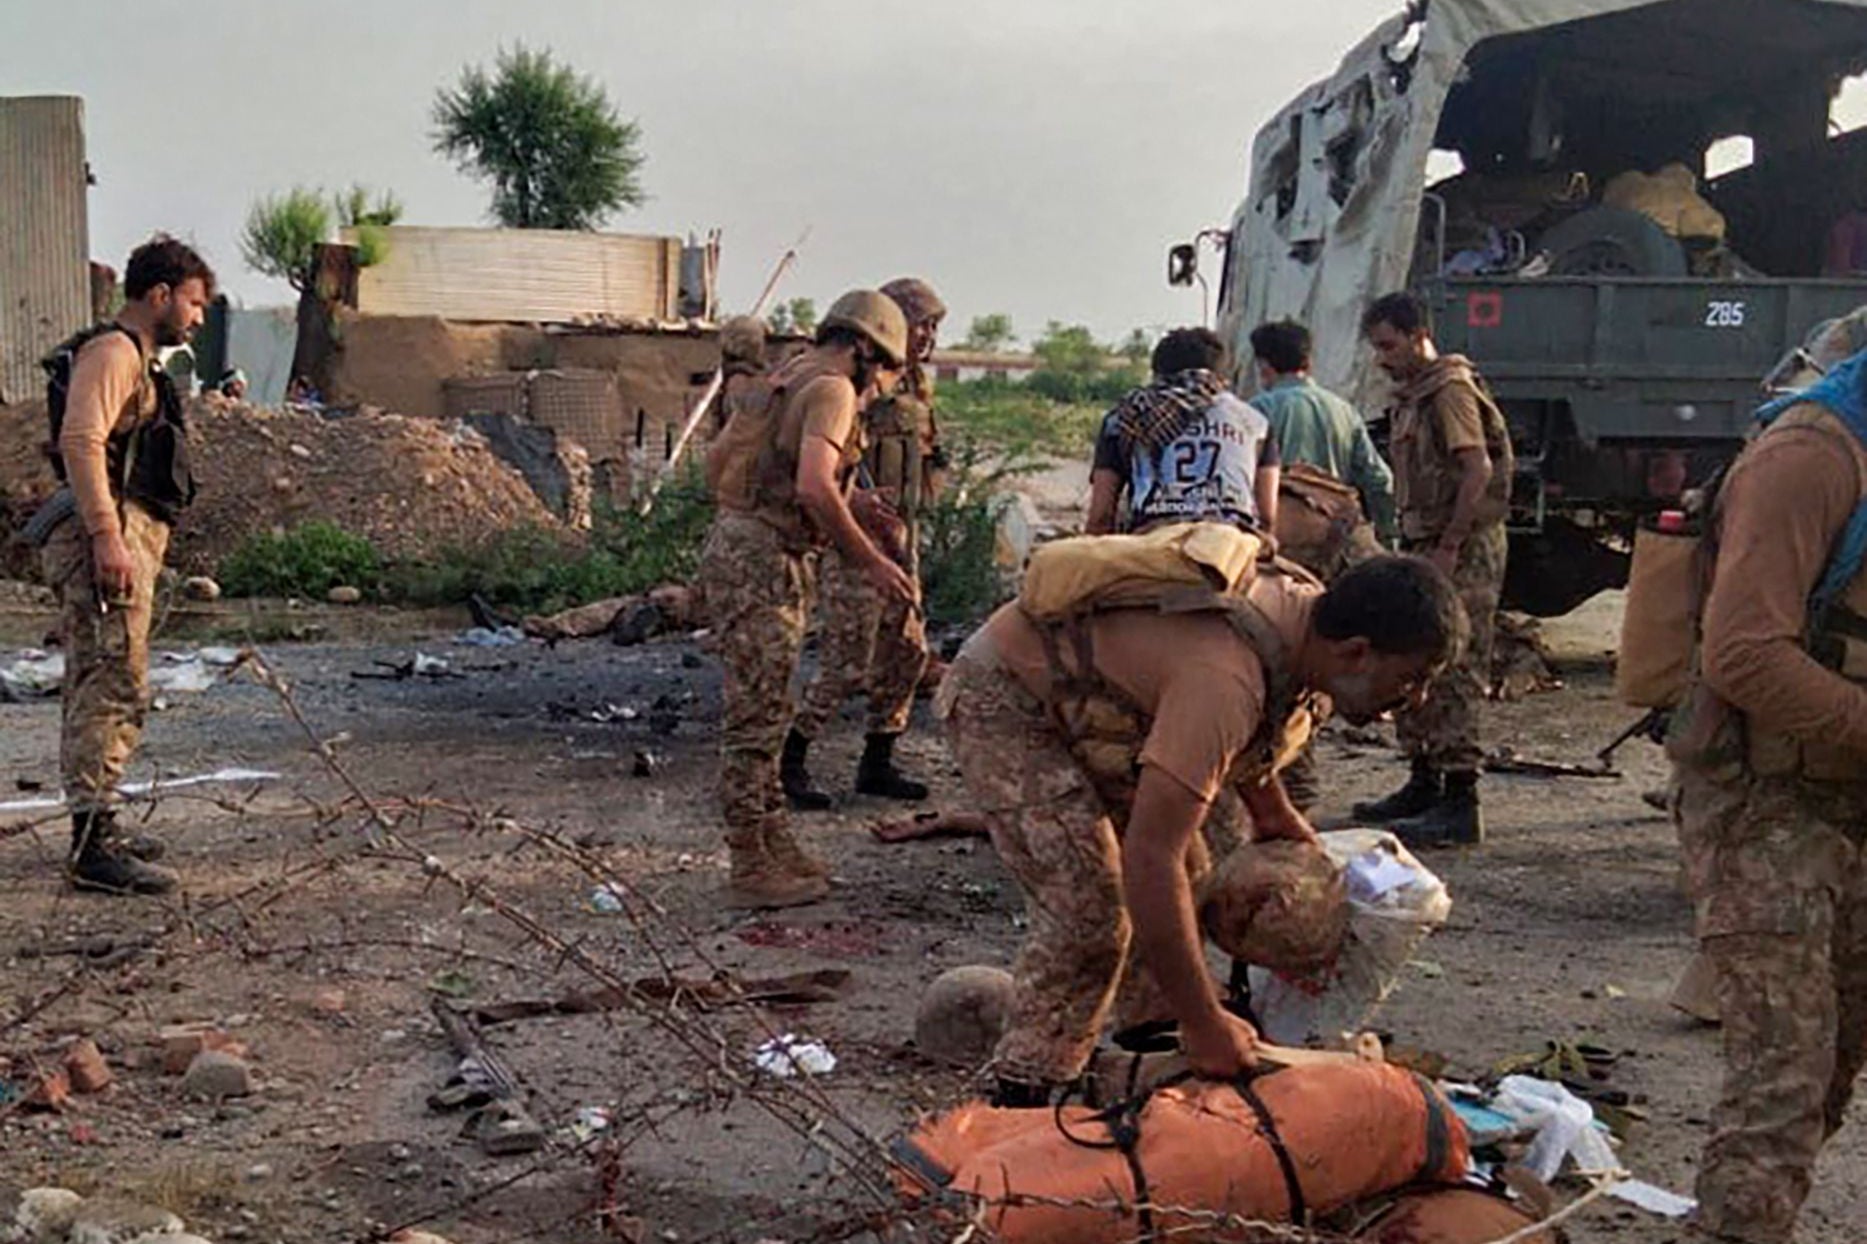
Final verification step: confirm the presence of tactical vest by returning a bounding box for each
[706,351,863,551]
[1390,372,1513,541]
[43,324,196,524]
[862,377,938,518]
[1674,402,1867,783]
[1022,567,1323,824]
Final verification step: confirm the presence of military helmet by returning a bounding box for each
[718,315,766,364]
[880,277,947,327]
[1199,840,1350,974]
[914,965,1014,1067]
[821,289,909,367]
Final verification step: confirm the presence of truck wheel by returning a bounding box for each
[1540,206,1687,278]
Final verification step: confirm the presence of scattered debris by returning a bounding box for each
[62,1039,112,1094]
[22,1067,71,1113]
[456,625,525,648]
[631,750,664,777]
[1492,612,1564,700]
[431,998,543,1156]
[2,649,234,701]
[1607,1178,1697,1218]
[468,968,852,1025]
[752,1034,836,1079]
[0,768,280,819]
[587,884,628,914]
[1485,746,1619,779]
[159,1024,245,1076]
[1492,1075,1622,1181]
[871,809,989,844]
[352,654,461,681]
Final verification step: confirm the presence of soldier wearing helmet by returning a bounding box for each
[788,278,949,807]
[697,290,917,909]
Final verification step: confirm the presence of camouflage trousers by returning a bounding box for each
[793,543,928,738]
[698,513,813,840]
[938,633,1214,1085]
[1396,523,1505,773]
[1676,763,1867,1244]
[41,502,170,816]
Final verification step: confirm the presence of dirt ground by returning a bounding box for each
[2,590,1863,1244]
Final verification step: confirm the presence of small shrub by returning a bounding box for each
[385,468,716,614]
[219,522,383,598]
[920,445,1021,626]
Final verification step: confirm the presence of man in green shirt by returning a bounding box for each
[1248,320,1397,543]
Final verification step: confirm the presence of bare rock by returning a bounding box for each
[181,1049,253,1100]
[326,585,362,605]
[180,576,222,602]
[65,1198,184,1244]
[14,1188,84,1244]
[389,1232,457,1244]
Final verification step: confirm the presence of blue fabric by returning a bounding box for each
[1756,348,1867,620]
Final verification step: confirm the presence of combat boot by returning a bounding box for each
[724,828,829,910]
[1390,771,1484,848]
[780,728,834,811]
[855,732,929,802]
[69,811,179,896]
[764,821,831,880]
[1352,760,1442,823]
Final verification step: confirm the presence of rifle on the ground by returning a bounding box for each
[1598,707,1669,769]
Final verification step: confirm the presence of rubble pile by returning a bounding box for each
[0,398,563,576]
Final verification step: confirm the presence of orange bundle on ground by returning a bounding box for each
[893,1062,1470,1244]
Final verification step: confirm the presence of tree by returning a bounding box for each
[767,304,793,335]
[1032,322,1105,376]
[963,313,1016,353]
[240,188,330,292]
[432,45,647,231]
[786,297,817,335]
[1119,327,1155,368]
[241,186,404,291]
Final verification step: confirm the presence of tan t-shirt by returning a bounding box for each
[1434,384,1487,455]
[980,573,1320,801]
[60,329,156,536]
[1700,407,1867,753]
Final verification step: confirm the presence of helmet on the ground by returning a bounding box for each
[822,289,909,367]
[914,965,1014,1066]
[880,277,948,327]
[718,315,766,364]
[1199,840,1349,974]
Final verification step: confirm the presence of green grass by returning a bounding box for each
[936,377,1106,460]
[218,521,383,599]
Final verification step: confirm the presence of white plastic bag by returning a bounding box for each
[1493,1075,1621,1181]
[1247,829,1451,1044]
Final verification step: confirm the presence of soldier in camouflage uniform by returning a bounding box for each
[1353,292,1512,848]
[27,236,217,896]
[787,278,947,807]
[1666,354,1867,1243]
[698,291,916,909]
[939,556,1463,1104]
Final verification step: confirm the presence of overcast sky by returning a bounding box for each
[2,0,1415,342]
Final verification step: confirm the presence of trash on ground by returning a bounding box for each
[353,653,462,681]
[1247,829,1452,1045]
[1491,1075,1622,1181]
[567,1104,613,1144]
[753,1034,836,1078]
[457,625,526,648]
[588,883,627,914]
[0,767,280,817]
[1607,1178,1697,1218]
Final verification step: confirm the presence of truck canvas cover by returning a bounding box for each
[1230,0,1867,410]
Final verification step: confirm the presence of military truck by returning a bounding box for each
[1173,0,1867,614]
